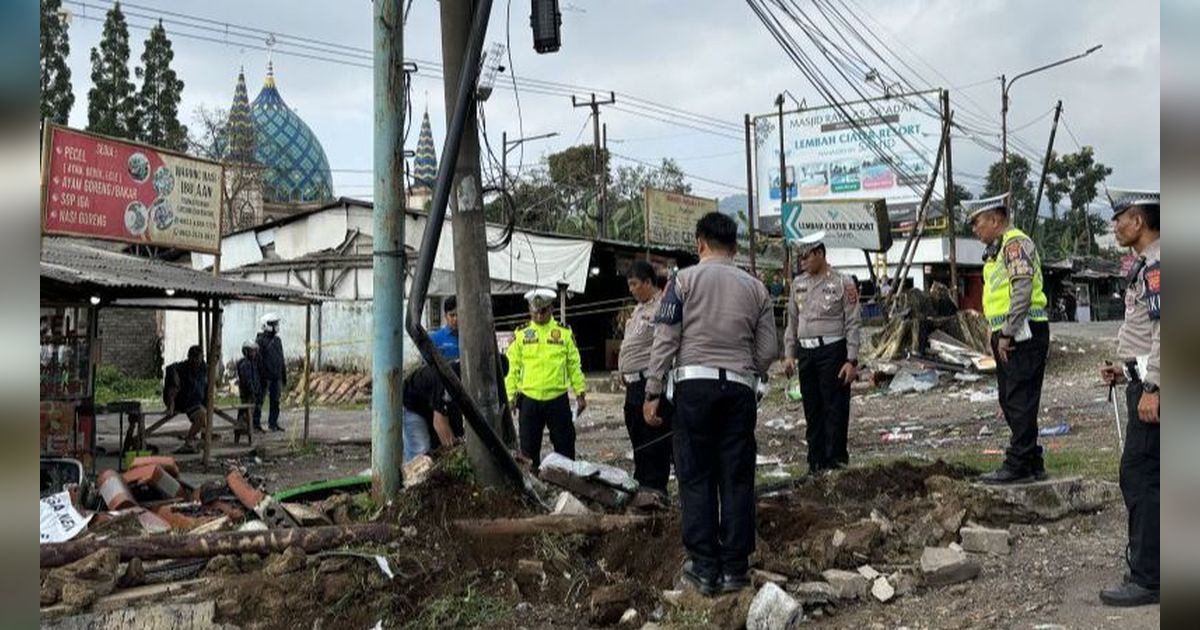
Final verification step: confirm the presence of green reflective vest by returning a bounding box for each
[504,318,587,401]
[982,227,1048,331]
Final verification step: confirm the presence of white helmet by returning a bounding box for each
[260,313,280,332]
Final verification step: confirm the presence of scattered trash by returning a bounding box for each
[764,417,797,431]
[756,455,783,467]
[980,449,1004,455]
[888,368,939,394]
[880,431,914,444]
[954,373,983,382]
[40,491,91,543]
[968,388,998,403]
[1039,422,1071,437]
[786,377,803,401]
[978,425,994,438]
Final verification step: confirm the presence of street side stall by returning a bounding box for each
[40,238,323,482]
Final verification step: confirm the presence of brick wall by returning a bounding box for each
[98,309,162,378]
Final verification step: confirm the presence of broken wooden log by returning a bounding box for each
[40,522,395,568]
[452,514,651,539]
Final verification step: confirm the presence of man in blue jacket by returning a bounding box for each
[429,296,460,360]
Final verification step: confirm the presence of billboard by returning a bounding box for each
[42,124,224,254]
[753,94,941,233]
[782,198,892,252]
[645,187,718,249]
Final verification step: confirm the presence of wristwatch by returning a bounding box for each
[1141,382,1159,394]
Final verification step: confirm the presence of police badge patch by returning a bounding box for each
[655,276,683,325]
[1005,240,1034,277]
[1145,261,1160,320]
[523,328,538,343]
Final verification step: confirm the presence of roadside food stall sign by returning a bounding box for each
[41,124,224,254]
[782,198,892,251]
[645,187,719,249]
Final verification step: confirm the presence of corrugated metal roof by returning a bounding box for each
[41,238,323,303]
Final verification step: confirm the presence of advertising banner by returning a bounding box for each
[42,124,224,253]
[645,187,718,249]
[782,198,892,251]
[753,94,940,233]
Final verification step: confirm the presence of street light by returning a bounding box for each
[1001,44,1102,191]
[501,131,559,193]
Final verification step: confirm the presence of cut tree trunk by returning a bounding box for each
[452,514,651,539]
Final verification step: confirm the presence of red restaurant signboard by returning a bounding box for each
[41,124,224,254]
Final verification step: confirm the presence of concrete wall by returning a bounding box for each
[97,309,161,378]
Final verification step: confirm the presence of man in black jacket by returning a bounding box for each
[237,341,264,433]
[255,313,286,432]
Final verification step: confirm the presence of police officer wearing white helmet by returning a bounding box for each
[255,313,286,432]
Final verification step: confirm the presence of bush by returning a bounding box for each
[93,364,160,405]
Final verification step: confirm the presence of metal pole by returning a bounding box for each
[371,0,405,500]
[1000,74,1008,193]
[557,281,568,324]
[744,114,757,275]
[203,301,222,469]
[777,96,791,295]
[303,303,312,444]
[941,90,959,303]
[1032,100,1063,234]
[501,130,507,195]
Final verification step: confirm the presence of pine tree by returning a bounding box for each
[40,0,75,125]
[87,1,137,139]
[135,20,187,151]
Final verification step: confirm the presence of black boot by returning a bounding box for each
[979,467,1033,485]
[680,560,719,597]
[1099,581,1159,607]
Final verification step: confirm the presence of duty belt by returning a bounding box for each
[797,335,844,349]
[672,365,757,390]
[621,370,648,384]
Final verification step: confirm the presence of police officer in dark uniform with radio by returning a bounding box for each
[1098,189,1160,607]
[643,212,778,596]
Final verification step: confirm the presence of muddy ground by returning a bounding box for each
[73,322,1157,629]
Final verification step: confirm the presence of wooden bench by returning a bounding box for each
[121,403,257,453]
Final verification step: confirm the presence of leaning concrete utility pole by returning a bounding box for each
[440,0,506,487]
[371,0,405,499]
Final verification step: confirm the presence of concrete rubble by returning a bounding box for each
[821,569,870,600]
[870,576,895,602]
[960,525,1011,555]
[920,545,982,586]
[746,583,803,630]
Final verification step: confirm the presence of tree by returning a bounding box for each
[983,154,1036,229]
[189,105,262,232]
[946,182,975,237]
[1043,147,1112,256]
[135,20,187,151]
[87,2,138,139]
[40,0,74,125]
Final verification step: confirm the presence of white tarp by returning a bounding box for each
[40,491,91,543]
[434,223,593,294]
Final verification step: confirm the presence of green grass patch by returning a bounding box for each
[93,365,160,405]
[663,606,712,627]
[408,583,511,628]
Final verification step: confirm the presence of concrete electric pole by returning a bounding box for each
[439,0,507,488]
[572,92,615,238]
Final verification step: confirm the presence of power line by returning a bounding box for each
[609,151,742,190]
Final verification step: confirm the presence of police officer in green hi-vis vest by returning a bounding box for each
[966,193,1050,484]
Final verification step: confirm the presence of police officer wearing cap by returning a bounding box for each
[644,212,778,596]
[1098,189,1160,607]
[505,287,587,464]
[968,193,1050,484]
[618,260,672,494]
[782,231,862,475]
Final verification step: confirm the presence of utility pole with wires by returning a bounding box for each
[1031,100,1063,235]
[940,89,959,302]
[572,91,616,237]
[439,0,506,488]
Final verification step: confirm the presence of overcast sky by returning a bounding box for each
[62,0,1160,208]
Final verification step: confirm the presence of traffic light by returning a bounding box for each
[530,0,562,54]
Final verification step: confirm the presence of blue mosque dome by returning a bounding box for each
[239,63,334,204]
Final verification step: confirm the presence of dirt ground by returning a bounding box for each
[91,322,1157,629]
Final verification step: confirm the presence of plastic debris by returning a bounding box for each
[1039,422,1071,437]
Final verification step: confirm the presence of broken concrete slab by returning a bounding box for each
[888,571,916,597]
[789,581,837,606]
[960,525,1010,555]
[857,565,881,580]
[920,546,981,586]
[746,582,803,630]
[870,576,895,602]
[553,491,591,515]
[539,466,632,508]
[41,600,238,630]
[973,476,1120,522]
[821,569,869,600]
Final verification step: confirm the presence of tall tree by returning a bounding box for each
[983,154,1036,230]
[87,1,137,139]
[135,20,187,150]
[1044,146,1112,256]
[946,182,975,237]
[40,0,74,125]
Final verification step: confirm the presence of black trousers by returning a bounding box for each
[623,379,674,493]
[991,320,1049,474]
[518,393,575,465]
[796,339,850,472]
[672,378,757,579]
[1121,381,1160,590]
